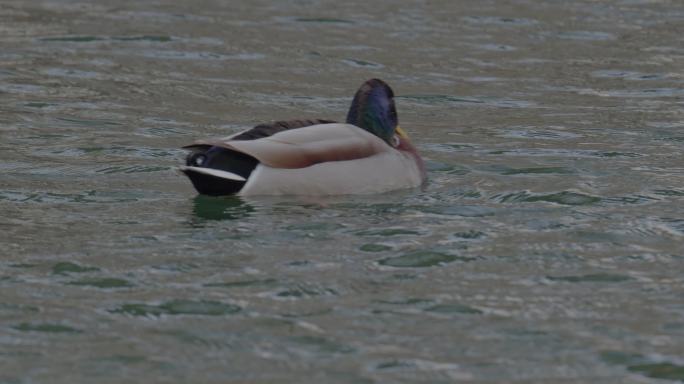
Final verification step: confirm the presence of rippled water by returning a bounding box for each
[2,0,684,382]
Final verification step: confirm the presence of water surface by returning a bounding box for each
[1,0,684,382]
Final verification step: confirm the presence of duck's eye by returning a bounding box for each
[391,135,400,147]
[189,153,207,167]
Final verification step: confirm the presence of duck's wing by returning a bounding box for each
[231,119,336,141]
[188,123,390,169]
[184,119,336,149]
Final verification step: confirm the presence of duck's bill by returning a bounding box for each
[395,126,410,140]
[178,166,246,181]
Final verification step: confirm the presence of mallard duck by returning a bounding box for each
[179,79,426,196]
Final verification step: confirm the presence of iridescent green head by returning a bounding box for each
[345,79,399,144]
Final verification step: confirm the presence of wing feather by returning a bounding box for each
[189,123,389,169]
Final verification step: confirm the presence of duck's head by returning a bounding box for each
[346,78,410,145]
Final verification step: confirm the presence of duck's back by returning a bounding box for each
[231,123,422,195]
[183,119,334,195]
[230,119,336,141]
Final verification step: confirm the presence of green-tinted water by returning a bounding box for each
[1,0,684,382]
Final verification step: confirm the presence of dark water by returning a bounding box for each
[2,0,684,382]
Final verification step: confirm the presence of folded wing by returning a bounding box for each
[186,123,390,169]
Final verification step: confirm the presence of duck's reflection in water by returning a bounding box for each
[192,195,254,221]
